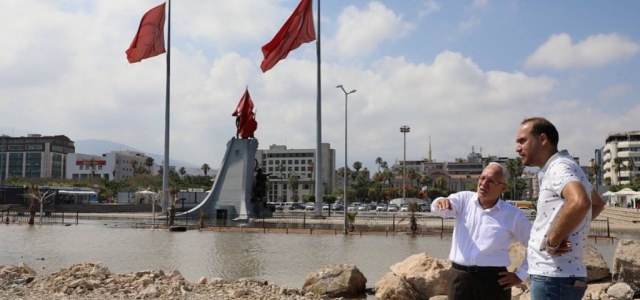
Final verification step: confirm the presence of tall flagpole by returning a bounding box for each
[314,0,323,217]
[162,0,172,213]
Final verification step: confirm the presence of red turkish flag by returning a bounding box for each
[232,89,258,139]
[260,0,316,72]
[126,3,166,63]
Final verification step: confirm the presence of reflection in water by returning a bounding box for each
[0,221,636,289]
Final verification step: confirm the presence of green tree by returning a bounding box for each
[375,157,383,173]
[276,164,286,202]
[590,163,600,186]
[613,157,623,185]
[407,169,419,188]
[288,173,299,202]
[627,158,635,185]
[144,157,154,173]
[504,158,527,199]
[201,163,211,176]
[179,167,186,177]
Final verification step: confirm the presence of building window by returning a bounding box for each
[295,160,299,164]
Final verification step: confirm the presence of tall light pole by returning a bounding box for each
[400,126,410,204]
[337,85,356,234]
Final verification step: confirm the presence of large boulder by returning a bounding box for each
[374,253,450,299]
[301,264,366,297]
[612,239,640,292]
[585,244,611,283]
[374,272,420,300]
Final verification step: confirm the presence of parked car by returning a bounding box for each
[332,204,344,211]
[357,204,369,211]
[519,208,536,218]
[376,204,387,212]
[305,202,315,211]
[418,203,430,212]
[290,202,305,210]
[322,204,330,211]
[387,204,398,212]
[347,204,358,211]
[400,204,409,212]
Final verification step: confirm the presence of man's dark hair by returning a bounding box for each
[522,117,559,149]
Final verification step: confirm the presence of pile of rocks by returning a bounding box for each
[0,262,326,300]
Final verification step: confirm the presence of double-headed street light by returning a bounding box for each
[400,126,410,204]
[337,85,356,234]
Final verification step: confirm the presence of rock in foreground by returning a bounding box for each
[0,262,325,300]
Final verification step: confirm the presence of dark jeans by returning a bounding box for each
[447,264,510,300]
[530,275,587,300]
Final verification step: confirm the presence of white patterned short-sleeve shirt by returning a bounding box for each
[528,150,592,278]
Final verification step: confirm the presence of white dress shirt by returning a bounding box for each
[431,191,532,280]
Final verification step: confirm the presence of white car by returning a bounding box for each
[520,208,536,218]
[376,204,387,212]
[305,203,315,211]
[387,204,398,212]
[400,204,409,212]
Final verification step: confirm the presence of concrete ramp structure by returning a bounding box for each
[176,137,259,222]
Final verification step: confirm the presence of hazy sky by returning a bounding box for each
[1,0,639,171]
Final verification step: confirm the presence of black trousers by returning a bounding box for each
[446,263,511,300]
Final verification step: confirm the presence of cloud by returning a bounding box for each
[332,2,414,58]
[1,0,638,175]
[525,33,640,70]
[597,84,631,103]
[418,0,441,17]
[459,15,481,32]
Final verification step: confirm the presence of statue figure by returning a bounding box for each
[253,167,271,202]
[232,88,258,139]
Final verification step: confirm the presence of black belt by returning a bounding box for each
[451,262,506,273]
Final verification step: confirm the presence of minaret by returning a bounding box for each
[428,135,432,163]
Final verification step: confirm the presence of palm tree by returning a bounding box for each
[627,158,635,185]
[276,164,286,202]
[407,169,419,188]
[420,174,432,190]
[179,167,186,177]
[352,161,362,182]
[130,160,139,174]
[590,163,600,186]
[434,177,448,190]
[201,163,211,176]
[145,157,154,173]
[289,173,299,202]
[613,157,623,185]
[375,157,383,173]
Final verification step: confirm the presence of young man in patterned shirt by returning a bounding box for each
[515,117,605,300]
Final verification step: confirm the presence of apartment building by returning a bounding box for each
[66,150,161,181]
[255,144,335,202]
[602,131,640,185]
[0,134,74,180]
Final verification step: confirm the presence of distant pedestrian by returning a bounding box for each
[431,163,532,300]
[515,117,605,300]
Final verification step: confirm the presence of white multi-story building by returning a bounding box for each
[66,150,161,181]
[255,143,335,202]
[602,131,640,185]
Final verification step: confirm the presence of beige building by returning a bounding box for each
[255,143,335,202]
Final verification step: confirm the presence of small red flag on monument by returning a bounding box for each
[232,88,258,139]
[126,3,166,63]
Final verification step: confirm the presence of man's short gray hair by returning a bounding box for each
[487,162,509,182]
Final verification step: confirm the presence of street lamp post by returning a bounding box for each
[337,85,356,234]
[400,126,410,204]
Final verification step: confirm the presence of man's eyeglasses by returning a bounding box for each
[478,176,506,186]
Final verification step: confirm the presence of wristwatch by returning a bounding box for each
[546,238,560,250]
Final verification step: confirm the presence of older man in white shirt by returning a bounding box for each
[431,162,532,300]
